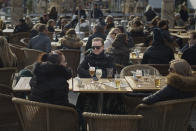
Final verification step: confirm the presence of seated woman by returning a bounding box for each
[47,19,55,32]
[29,50,72,106]
[105,15,115,35]
[0,36,17,67]
[127,19,145,37]
[60,28,83,49]
[143,59,196,104]
[104,28,120,50]
[109,33,131,66]
[141,28,174,64]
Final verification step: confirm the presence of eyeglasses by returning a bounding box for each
[92,46,102,50]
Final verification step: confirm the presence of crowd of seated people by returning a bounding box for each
[1,4,196,131]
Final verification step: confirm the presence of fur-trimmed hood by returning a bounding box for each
[61,36,83,49]
[167,73,196,92]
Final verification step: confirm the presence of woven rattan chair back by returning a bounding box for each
[9,44,26,70]
[12,97,79,131]
[0,93,21,131]
[83,112,143,131]
[9,32,30,47]
[120,65,160,78]
[135,97,196,131]
[60,49,81,77]
[0,67,16,87]
[22,48,43,66]
[0,84,13,95]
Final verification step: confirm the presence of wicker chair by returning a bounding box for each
[20,38,30,47]
[9,44,26,70]
[83,112,143,131]
[12,97,79,131]
[60,49,81,77]
[0,67,16,87]
[22,48,43,66]
[0,93,21,131]
[9,32,31,47]
[135,97,196,131]
[120,65,160,78]
[0,84,13,95]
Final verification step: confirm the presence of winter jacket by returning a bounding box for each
[110,40,130,66]
[182,44,196,65]
[142,28,174,64]
[78,51,114,78]
[29,33,51,53]
[29,62,72,106]
[143,73,196,104]
[60,35,83,49]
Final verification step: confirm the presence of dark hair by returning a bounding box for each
[66,28,76,35]
[19,19,25,24]
[116,25,125,33]
[38,24,47,32]
[94,24,104,33]
[158,20,168,28]
[115,33,127,42]
[38,51,65,65]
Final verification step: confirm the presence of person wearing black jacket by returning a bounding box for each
[77,37,125,114]
[85,24,106,51]
[13,19,29,34]
[91,4,103,19]
[141,28,174,64]
[29,51,72,106]
[75,5,87,19]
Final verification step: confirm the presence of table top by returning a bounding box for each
[3,28,14,33]
[71,78,132,93]
[169,28,186,33]
[13,77,73,92]
[170,32,190,39]
[125,76,167,92]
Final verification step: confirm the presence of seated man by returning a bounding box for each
[29,24,51,53]
[78,37,114,78]
[77,37,122,114]
[181,31,196,65]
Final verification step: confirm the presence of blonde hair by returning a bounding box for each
[109,28,120,36]
[0,36,17,67]
[170,59,192,76]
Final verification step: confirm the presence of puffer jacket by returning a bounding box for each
[29,62,72,106]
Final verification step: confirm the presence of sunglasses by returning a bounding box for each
[92,46,102,50]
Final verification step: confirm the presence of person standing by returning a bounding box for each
[91,4,103,19]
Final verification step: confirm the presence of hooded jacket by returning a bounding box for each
[142,28,174,64]
[29,62,72,106]
[142,73,196,104]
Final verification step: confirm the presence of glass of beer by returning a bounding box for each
[114,74,121,89]
[154,76,161,88]
[96,69,102,81]
[89,66,95,83]
[131,52,136,58]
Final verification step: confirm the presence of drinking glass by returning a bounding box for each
[135,70,142,79]
[96,69,102,81]
[154,76,161,88]
[114,74,121,89]
[106,68,113,79]
[89,66,95,83]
